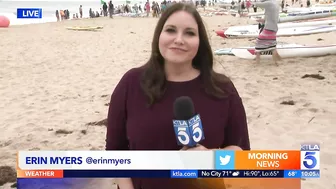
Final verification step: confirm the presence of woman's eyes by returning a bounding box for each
[165,28,195,36]
[186,31,195,36]
[166,28,175,33]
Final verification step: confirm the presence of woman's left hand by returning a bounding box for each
[181,144,208,151]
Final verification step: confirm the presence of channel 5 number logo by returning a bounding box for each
[177,121,203,145]
[176,126,191,145]
[301,151,320,170]
[190,122,203,143]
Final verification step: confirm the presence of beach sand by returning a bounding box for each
[0,12,336,189]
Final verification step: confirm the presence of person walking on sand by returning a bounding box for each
[79,5,83,18]
[237,0,242,16]
[66,9,70,19]
[281,0,284,12]
[306,0,310,7]
[108,1,114,18]
[103,2,108,16]
[60,10,65,20]
[252,0,257,12]
[246,0,251,12]
[55,10,60,21]
[253,0,281,65]
[145,0,151,17]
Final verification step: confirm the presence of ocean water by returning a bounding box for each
[0,0,146,25]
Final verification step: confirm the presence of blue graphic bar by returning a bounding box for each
[171,170,198,178]
[18,170,320,178]
[284,170,301,178]
[61,170,287,178]
[17,8,42,18]
[198,170,284,178]
[301,170,320,178]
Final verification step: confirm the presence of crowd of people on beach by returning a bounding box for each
[53,0,327,21]
[55,9,71,21]
[54,0,320,21]
[228,0,314,17]
[55,5,83,21]
[54,0,221,20]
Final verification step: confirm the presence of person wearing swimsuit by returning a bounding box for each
[253,0,281,65]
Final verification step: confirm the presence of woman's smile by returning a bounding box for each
[169,47,187,53]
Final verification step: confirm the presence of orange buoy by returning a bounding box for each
[0,15,10,28]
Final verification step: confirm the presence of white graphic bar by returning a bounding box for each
[18,151,214,170]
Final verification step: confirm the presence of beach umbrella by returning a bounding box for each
[0,15,10,28]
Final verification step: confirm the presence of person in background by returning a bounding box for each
[145,0,151,16]
[231,0,235,9]
[103,2,108,16]
[79,5,83,18]
[281,0,284,12]
[306,0,310,7]
[89,8,93,18]
[55,10,60,21]
[109,1,114,18]
[64,10,67,19]
[252,0,257,12]
[124,4,129,13]
[60,10,65,20]
[161,1,167,13]
[246,0,251,12]
[240,0,245,15]
[133,3,139,15]
[66,9,70,19]
[156,2,161,16]
[152,1,157,17]
[106,3,250,189]
[237,0,242,16]
[253,0,281,65]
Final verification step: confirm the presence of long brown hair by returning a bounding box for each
[140,3,230,105]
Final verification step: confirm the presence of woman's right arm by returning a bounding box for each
[106,71,134,189]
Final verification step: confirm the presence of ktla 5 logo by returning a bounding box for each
[173,114,205,146]
[301,151,320,170]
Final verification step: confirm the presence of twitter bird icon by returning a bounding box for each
[220,155,231,165]
[215,151,235,170]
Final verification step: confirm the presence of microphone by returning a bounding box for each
[173,96,205,147]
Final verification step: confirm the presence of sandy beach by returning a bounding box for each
[0,9,336,189]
